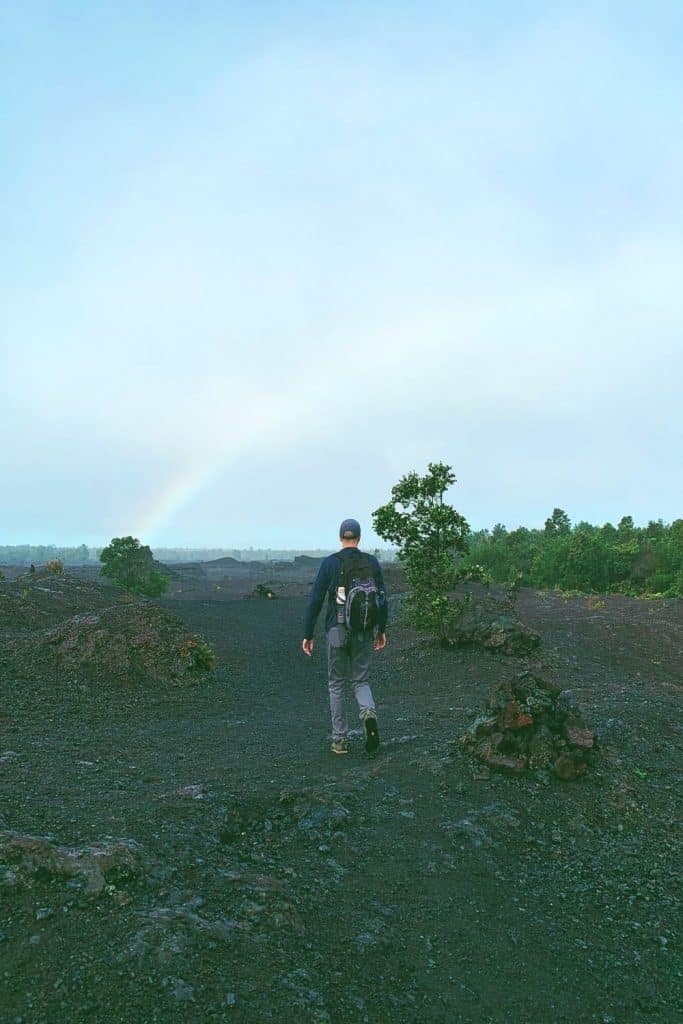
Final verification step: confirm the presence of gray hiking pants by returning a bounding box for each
[326,625,375,741]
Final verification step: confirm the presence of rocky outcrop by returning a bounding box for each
[0,832,145,895]
[460,670,596,779]
[445,613,541,655]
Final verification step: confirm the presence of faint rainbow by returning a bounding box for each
[131,408,280,540]
[134,457,226,541]
[131,386,304,540]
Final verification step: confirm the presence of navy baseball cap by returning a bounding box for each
[339,518,361,539]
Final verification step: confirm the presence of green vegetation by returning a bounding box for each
[373,462,482,642]
[99,536,169,597]
[462,510,683,597]
[178,635,218,673]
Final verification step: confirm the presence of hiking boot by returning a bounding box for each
[361,710,380,753]
[331,738,349,755]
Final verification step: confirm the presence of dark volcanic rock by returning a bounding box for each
[447,614,540,655]
[0,582,679,1023]
[293,555,324,569]
[0,832,145,895]
[444,598,541,655]
[460,670,596,779]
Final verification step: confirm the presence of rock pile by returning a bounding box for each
[442,586,541,656]
[459,670,595,780]
[445,613,541,656]
[0,831,144,895]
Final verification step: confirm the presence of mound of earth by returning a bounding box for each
[460,670,596,779]
[0,572,117,633]
[165,562,206,576]
[0,586,216,686]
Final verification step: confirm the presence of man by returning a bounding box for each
[302,519,388,755]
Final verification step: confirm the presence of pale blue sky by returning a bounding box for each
[2,2,682,548]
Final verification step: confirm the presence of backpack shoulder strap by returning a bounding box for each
[330,552,346,592]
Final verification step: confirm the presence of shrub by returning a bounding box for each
[373,462,472,643]
[100,536,169,597]
[178,636,217,672]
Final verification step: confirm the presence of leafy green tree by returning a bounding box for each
[564,528,611,591]
[530,534,568,588]
[373,462,473,642]
[100,536,169,597]
[618,515,635,540]
[544,508,571,537]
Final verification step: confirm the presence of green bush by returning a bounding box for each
[373,462,473,643]
[100,536,169,597]
[178,636,217,672]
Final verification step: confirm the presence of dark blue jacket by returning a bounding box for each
[303,548,388,639]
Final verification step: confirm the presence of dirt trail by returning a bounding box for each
[1,584,681,1023]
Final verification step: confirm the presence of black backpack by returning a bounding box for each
[334,552,383,634]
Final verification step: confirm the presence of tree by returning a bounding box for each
[544,508,571,537]
[100,536,169,597]
[618,515,635,539]
[373,462,472,642]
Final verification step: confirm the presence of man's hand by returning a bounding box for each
[301,638,314,657]
[373,632,387,652]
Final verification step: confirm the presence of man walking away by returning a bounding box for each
[301,519,388,755]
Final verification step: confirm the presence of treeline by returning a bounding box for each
[463,510,683,597]
[0,544,90,566]
[0,544,400,566]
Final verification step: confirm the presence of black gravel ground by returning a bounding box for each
[0,578,681,1023]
